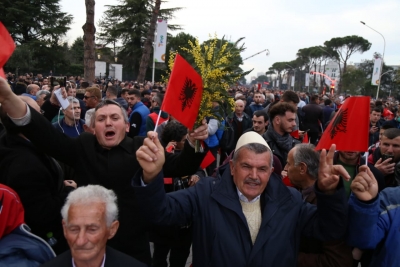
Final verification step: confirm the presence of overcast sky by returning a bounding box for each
[60,0,400,81]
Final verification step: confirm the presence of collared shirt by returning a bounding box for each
[72,254,106,267]
[237,187,261,203]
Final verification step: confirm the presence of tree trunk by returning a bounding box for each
[137,0,161,83]
[83,0,96,85]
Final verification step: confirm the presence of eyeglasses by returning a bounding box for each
[84,95,95,100]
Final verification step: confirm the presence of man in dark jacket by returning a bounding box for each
[41,185,146,267]
[285,144,353,267]
[263,102,300,167]
[301,95,323,145]
[0,77,208,265]
[133,131,349,267]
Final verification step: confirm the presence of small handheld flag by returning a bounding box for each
[161,54,203,129]
[316,96,370,152]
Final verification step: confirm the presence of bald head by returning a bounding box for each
[235,99,245,116]
[27,84,39,96]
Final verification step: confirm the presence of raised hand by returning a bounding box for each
[187,118,209,144]
[0,77,27,118]
[318,144,351,194]
[350,165,378,201]
[374,158,395,175]
[136,131,165,183]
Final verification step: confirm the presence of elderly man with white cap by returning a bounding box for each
[133,131,350,266]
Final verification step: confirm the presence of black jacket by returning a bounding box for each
[40,246,147,267]
[19,106,206,264]
[0,133,73,254]
[301,102,324,133]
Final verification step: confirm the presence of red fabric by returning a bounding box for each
[383,108,394,120]
[0,184,25,238]
[162,54,203,129]
[0,23,15,78]
[302,132,309,144]
[200,150,215,169]
[149,112,169,127]
[282,177,294,187]
[263,81,269,85]
[290,130,299,139]
[316,96,370,152]
[164,178,173,184]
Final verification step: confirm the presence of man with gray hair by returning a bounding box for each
[52,96,85,137]
[133,131,350,266]
[284,143,353,267]
[83,108,95,133]
[41,185,146,267]
[36,90,50,107]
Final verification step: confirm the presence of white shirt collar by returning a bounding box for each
[237,188,261,203]
[72,253,106,267]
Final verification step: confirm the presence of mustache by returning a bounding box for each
[244,177,261,185]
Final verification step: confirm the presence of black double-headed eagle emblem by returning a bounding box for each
[179,77,198,112]
[329,108,348,139]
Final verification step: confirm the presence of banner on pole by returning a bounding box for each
[305,73,310,86]
[291,76,295,87]
[371,58,382,86]
[154,19,168,63]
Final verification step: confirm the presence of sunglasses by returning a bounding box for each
[84,95,95,100]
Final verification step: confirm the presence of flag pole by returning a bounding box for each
[153,109,163,133]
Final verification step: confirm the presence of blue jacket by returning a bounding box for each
[130,102,150,136]
[204,119,224,148]
[133,168,348,266]
[52,119,85,137]
[348,188,400,267]
[0,224,55,267]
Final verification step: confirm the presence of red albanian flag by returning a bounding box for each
[302,132,309,144]
[162,54,203,129]
[316,96,370,152]
[290,130,299,139]
[0,23,16,78]
[200,150,216,169]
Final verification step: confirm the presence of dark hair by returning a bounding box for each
[269,102,296,121]
[324,99,332,106]
[383,128,400,140]
[106,86,118,96]
[310,94,319,102]
[161,120,187,146]
[128,89,141,98]
[281,91,299,104]
[370,107,382,114]
[121,88,130,95]
[253,110,269,122]
[382,124,395,130]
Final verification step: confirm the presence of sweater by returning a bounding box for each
[240,199,262,244]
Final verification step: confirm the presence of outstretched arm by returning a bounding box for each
[0,77,27,118]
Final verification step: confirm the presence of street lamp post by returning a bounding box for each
[360,21,386,100]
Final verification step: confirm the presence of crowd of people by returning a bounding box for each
[0,72,400,267]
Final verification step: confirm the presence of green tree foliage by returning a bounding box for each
[165,32,197,67]
[341,66,366,95]
[69,37,85,64]
[324,35,371,93]
[97,0,182,80]
[1,0,73,75]
[0,0,72,44]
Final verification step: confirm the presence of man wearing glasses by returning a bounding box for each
[83,87,101,109]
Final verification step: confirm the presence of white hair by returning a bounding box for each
[36,90,50,98]
[85,108,95,127]
[61,185,118,227]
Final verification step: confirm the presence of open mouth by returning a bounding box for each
[105,131,116,138]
